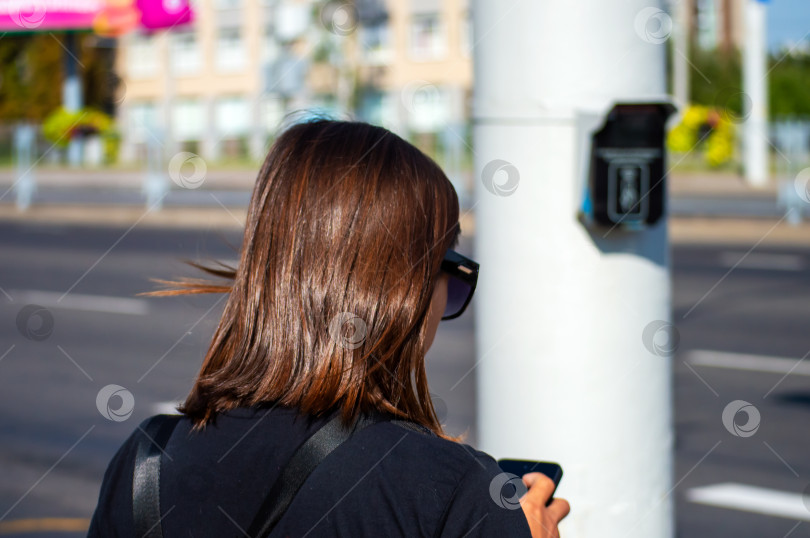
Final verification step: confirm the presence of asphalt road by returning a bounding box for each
[1,221,809,537]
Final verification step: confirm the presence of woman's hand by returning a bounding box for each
[519,472,570,538]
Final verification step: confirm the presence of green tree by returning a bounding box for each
[0,31,119,122]
[768,51,810,118]
[687,45,810,119]
[688,47,746,118]
[0,33,62,122]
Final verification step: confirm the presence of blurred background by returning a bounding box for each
[1,0,810,536]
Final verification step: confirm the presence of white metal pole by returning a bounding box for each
[63,32,84,167]
[743,0,769,187]
[672,0,690,110]
[472,2,673,537]
[161,30,175,158]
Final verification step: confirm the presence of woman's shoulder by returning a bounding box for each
[368,419,498,472]
[341,420,533,536]
[348,419,509,507]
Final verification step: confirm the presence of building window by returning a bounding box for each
[170,32,202,76]
[409,13,446,60]
[216,27,247,72]
[360,20,391,64]
[172,100,205,141]
[261,95,285,133]
[359,91,384,125]
[407,85,447,132]
[128,101,158,142]
[127,33,158,79]
[215,96,250,137]
[216,28,247,72]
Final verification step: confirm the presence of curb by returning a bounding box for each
[0,204,247,230]
[669,217,810,246]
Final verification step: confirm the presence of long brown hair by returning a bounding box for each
[146,120,459,437]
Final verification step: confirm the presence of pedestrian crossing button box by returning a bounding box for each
[586,103,675,229]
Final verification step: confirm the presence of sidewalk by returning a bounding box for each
[668,217,810,246]
[0,204,250,230]
[1,167,809,246]
[0,166,259,191]
[0,167,786,198]
[668,171,780,198]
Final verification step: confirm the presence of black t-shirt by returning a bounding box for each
[88,406,533,537]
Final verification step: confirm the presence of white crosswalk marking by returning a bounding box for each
[687,483,810,521]
[687,350,810,377]
[10,289,149,315]
[718,252,805,271]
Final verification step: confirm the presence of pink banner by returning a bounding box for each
[0,0,192,32]
[137,0,191,30]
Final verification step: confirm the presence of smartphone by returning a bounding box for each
[497,460,563,507]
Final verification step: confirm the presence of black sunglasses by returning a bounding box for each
[440,249,479,320]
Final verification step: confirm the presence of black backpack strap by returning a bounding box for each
[132,414,181,538]
[129,412,428,538]
[246,413,382,538]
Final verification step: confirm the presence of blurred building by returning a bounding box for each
[351,0,471,145]
[680,0,746,52]
[118,0,294,163]
[116,0,472,168]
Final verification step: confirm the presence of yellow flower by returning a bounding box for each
[682,105,708,130]
[667,124,696,153]
[667,103,736,166]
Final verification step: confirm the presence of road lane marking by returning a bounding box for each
[687,350,810,377]
[10,290,148,315]
[0,518,89,534]
[686,483,810,521]
[718,252,805,271]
